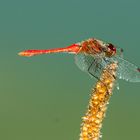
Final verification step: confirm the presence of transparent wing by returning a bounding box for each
[106,55,140,82]
[75,53,140,82]
[75,54,107,78]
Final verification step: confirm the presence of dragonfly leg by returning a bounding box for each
[87,60,107,86]
[103,58,116,80]
[87,60,116,93]
[87,60,100,80]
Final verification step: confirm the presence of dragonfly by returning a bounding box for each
[18,38,140,82]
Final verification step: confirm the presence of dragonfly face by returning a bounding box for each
[105,43,117,57]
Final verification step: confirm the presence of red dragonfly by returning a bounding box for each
[19,38,140,82]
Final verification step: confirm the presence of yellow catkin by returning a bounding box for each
[80,62,118,140]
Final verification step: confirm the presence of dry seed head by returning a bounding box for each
[80,63,118,140]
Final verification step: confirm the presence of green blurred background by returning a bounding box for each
[0,0,140,140]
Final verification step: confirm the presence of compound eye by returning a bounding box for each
[108,43,116,53]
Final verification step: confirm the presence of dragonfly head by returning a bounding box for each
[137,68,140,72]
[104,43,116,57]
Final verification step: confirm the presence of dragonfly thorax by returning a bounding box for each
[79,38,103,55]
[93,39,116,57]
